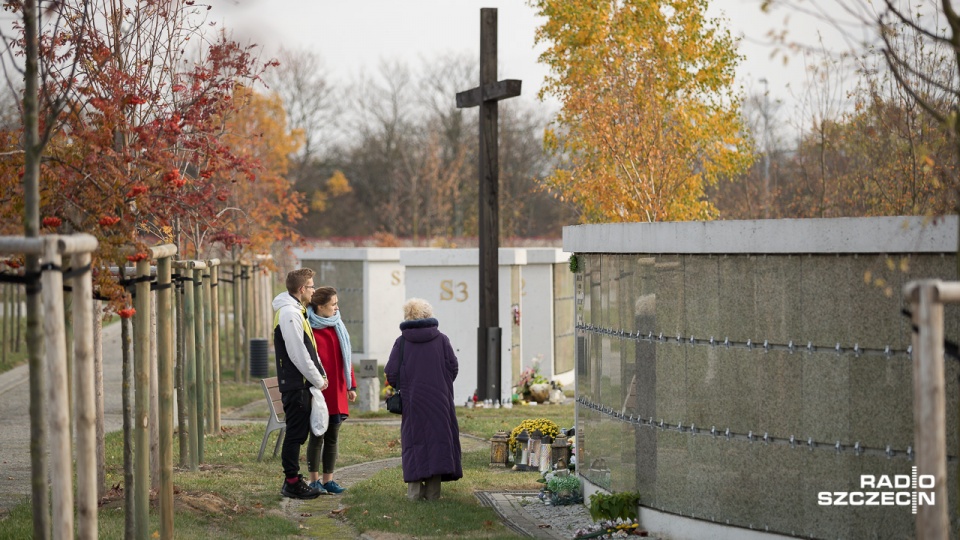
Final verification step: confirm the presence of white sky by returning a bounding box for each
[207,0,852,116]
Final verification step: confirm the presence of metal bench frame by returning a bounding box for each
[257,376,286,461]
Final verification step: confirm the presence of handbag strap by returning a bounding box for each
[395,338,405,389]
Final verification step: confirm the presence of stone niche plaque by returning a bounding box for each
[358,359,377,379]
[400,248,526,405]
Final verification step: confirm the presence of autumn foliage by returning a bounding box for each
[530,0,753,223]
[0,1,304,308]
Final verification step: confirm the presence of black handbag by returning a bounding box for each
[386,339,405,414]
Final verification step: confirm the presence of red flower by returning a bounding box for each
[118,308,136,319]
[126,252,149,263]
[98,216,121,227]
[125,94,146,105]
[171,84,186,92]
[125,184,148,198]
[42,217,62,227]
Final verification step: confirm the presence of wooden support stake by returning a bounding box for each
[202,268,213,435]
[193,267,206,462]
[209,262,222,432]
[134,259,151,540]
[181,265,198,471]
[72,249,97,540]
[156,253,175,540]
[41,237,73,539]
[906,280,949,540]
[232,262,243,383]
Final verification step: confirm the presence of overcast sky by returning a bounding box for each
[206,0,853,113]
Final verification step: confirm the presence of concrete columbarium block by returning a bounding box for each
[292,247,408,366]
[400,248,525,405]
[522,248,574,386]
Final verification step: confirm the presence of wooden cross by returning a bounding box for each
[456,8,521,402]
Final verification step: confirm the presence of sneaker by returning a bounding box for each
[308,480,328,494]
[281,475,322,499]
[322,480,346,494]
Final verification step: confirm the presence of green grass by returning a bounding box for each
[0,381,574,539]
[456,404,575,440]
[0,317,27,375]
[219,380,269,412]
[342,449,541,539]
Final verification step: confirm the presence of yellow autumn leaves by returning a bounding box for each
[530,0,753,223]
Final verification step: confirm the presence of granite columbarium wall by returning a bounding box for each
[564,216,960,539]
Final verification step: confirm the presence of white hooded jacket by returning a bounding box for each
[272,291,326,391]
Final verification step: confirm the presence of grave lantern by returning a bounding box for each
[528,431,542,468]
[550,432,570,468]
[538,433,553,473]
[490,430,509,467]
[513,430,530,471]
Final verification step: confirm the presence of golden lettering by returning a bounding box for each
[440,279,454,301]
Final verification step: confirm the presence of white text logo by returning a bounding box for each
[817,467,934,514]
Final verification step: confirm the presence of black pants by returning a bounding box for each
[307,415,343,474]
[280,388,311,479]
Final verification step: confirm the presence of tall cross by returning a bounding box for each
[456,8,521,402]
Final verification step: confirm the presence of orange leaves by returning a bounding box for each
[42,216,62,227]
[126,252,148,262]
[118,308,136,319]
[98,216,121,227]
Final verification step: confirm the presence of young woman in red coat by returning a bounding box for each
[305,286,357,494]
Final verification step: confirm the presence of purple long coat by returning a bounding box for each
[384,317,463,483]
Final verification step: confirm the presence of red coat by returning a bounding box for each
[312,326,356,416]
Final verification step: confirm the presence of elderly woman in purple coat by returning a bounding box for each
[385,298,463,501]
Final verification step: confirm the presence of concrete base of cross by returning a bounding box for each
[356,377,380,413]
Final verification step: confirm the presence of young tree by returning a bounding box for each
[0,3,90,536]
[31,2,273,303]
[530,0,753,223]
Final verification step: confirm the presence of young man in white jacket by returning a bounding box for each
[273,268,328,499]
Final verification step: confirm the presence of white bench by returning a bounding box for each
[257,377,286,461]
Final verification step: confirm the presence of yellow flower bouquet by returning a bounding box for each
[509,417,560,453]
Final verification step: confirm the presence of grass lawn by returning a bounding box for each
[0,316,27,375]
[0,380,574,539]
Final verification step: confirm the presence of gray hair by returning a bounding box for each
[403,298,433,321]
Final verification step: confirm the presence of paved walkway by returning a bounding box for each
[0,322,578,538]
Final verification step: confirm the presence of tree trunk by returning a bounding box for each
[23,0,49,536]
[94,301,105,499]
[175,270,188,467]
[122,308,135,540]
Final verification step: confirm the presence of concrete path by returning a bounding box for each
[0,321,126,515]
